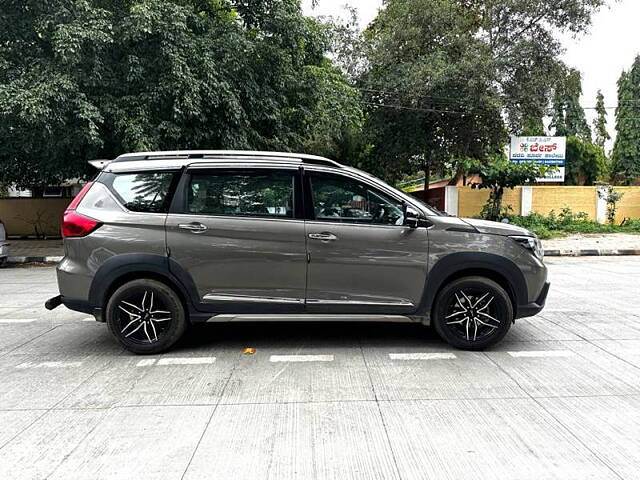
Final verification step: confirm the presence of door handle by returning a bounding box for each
[178,222,208,233]
[308,232,337,241]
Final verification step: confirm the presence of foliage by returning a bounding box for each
[356,0,605,185]
[597,185,624,225]
[611,56,640,184]
[550,69,591,140]
[593,89,610,151]
[318,6,367,82]
[468,156,552,221]
[359,0,507,184]
[564,136,607,185]
[0,0,363,188]
[507,207,640,239]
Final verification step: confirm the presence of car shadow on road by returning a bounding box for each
[174,321,445,353]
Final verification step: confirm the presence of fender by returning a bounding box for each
[418,251,528,316]
[88,253,202,315]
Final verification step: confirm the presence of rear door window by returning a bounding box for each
[111,172,176,213]
[186,170,295,218]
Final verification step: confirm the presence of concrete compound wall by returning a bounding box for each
[445,186,640,223]
[0,198,70,237]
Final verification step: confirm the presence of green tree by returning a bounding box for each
[564,136,607,186]
[611,56,640,183]
[0,0,362,189]
[469,156,552,221]
[357,0,605,186]
[360,0,507,186]
[550,69,591,140]
[593,89,610,151]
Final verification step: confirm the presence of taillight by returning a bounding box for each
[62,182,101,238]
[62,211,101,238]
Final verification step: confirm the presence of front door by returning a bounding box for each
[304,170,429,314]
[166,167,306,313]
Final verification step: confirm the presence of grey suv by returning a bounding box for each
[46,151,549,354]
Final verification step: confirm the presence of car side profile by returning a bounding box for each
[46,150,549,354]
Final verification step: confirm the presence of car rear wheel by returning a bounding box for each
[432,276,513,350]
[106,279,187,354]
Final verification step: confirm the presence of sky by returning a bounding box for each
[302,0,640,149]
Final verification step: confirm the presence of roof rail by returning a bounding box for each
[111,150,343,168]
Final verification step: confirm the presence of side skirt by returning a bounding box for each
[203,314,424,323]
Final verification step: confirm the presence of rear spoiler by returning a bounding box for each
[88,159,113,170]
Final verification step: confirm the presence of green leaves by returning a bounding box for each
[565,136,607,186]
[0,0,361,188]
[468,156,552,221]
[593,90,610,150]
[357,0,605,185]
[611,56,640,184]
[550,68,591,140]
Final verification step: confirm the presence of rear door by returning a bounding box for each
[166,166,307,313]
[303,169,429,314]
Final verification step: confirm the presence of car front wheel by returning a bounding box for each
[432,276,513,350]
[106,279,187,354]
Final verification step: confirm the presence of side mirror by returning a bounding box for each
[403,206,429,228]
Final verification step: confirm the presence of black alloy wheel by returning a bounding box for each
[433,276,513,350]
[106,279,187,354]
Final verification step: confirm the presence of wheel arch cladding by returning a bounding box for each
[88,254,200,315]
[421,252,528,317]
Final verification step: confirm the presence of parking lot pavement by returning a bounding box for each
[0,258,639,480]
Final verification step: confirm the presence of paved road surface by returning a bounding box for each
[0,258,639,479]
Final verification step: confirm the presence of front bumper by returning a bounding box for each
[516,281,550,319]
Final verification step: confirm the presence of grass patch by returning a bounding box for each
[504,208,640,239]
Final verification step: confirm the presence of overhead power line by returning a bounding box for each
[357,86,640,111]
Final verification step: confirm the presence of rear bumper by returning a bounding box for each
[45,294,104,321]
[516,281,550,319]
[0,242,10,258]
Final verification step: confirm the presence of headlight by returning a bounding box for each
[510,235,544,260]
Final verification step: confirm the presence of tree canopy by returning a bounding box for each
[0,0,362,188]
[611,56,640,184]
[593,89,610,151]
[357,0,606,185]
[550,69,591,140]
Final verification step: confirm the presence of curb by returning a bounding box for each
[543,249,640,257]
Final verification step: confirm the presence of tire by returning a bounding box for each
[106,279,187,354]
[432,276,513,350]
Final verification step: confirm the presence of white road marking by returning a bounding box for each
[269,354,334,363]
[508,350,575,358]
[389,352,457,361]
[0,319,37,323]
[16,361,83,369]
[157,357,216,366]
[136,359,157,367]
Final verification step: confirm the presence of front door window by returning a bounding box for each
[309,172,405,225]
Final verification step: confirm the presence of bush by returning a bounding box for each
[505,207,640,239]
